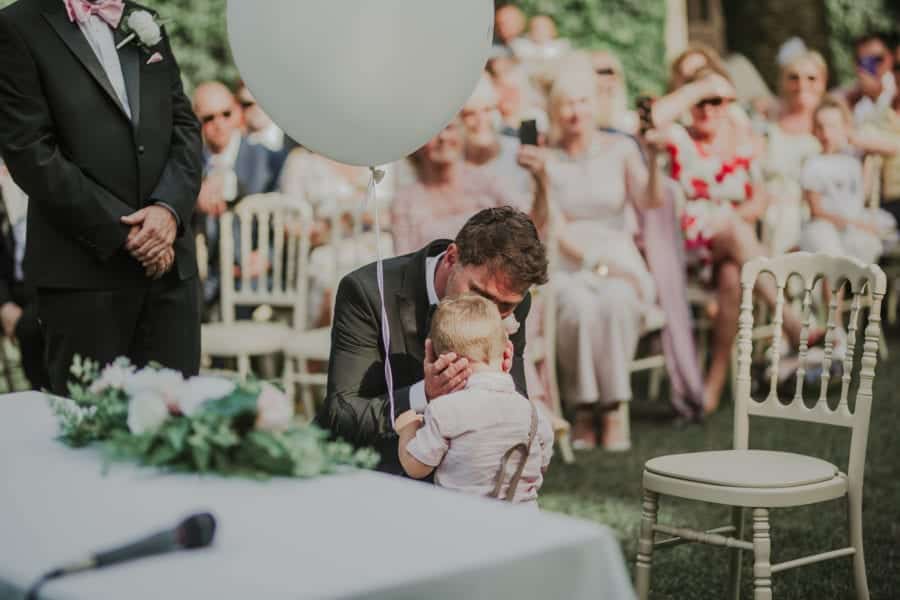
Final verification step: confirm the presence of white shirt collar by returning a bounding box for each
[425,251,445,306]
[465,371,517,393]
[209,132,242,170]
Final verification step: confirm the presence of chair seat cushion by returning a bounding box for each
[283,327,332,360]
[202,322,292,356]
[645,450,839,489]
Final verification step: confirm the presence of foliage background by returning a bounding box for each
[1,0,897,95]
[502,0,669,101]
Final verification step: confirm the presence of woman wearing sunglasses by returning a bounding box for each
[650,67,814,414]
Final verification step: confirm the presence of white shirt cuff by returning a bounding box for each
[409,380,427,414]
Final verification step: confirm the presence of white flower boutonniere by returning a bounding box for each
[116,9,167,52]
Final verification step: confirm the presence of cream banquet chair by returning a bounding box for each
[635,253,885,600]
[201,194,313,377]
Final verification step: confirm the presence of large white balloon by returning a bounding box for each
[227,0,494,167]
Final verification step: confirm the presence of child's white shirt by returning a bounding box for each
[406,371,553,504]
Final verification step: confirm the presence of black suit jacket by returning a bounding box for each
[0,0,202,289]
[318,240,531,474]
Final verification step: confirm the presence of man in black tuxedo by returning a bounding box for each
[319,207,549,474]
[0,0,203,394]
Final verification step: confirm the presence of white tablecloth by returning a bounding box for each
[0,392,634,599]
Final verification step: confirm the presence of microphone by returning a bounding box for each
[25,513,216,599]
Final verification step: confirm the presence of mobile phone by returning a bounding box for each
[636,95,654,136]
[519,119,538,146]
[858,55,882,76]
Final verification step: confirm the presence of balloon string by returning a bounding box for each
[368,167,395,426]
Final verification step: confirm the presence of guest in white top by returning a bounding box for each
[396,294,553,506]
[800,97,882,266]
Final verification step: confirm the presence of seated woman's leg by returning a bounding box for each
[705,260,741,413]
[712,216,806,345]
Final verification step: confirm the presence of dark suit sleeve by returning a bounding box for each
[317,273,413,448]
[510,291,531,398]
[148,28,202,234]
[0,13,133,261]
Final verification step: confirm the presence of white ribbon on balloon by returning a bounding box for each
[366,167,396,425]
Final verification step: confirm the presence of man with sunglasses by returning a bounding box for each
[0,0,203,394]
[192,81,278,307]
[841,32,896,125]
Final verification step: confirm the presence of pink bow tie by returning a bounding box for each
[64,0,124,29]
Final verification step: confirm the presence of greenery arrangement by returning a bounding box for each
[50,356,379,478]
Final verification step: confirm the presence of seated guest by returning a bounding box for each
[493,4,527,49]
[193,81,278,305]
[590,50,639,135]
[390,119,541,255]
[318,207,549,474]
[652,68,815,413]
[862,41,900,225]
[837,33,896,125]
[0,160,47,390]
[395,294,553,505]
[800,98,882,265]
[510,15,571,63]
[235,81,295,178]
[516,66,664,451]
[461,76,534,209]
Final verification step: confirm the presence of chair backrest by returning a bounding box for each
[863,154,884,211]
[219,193,313,325]
[734,252,886,486]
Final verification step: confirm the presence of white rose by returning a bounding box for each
[502,314,520,336]
[124,368,184,411]
[179,376,236,416]
[89,359,136,393]
[127,10,162,47]
[127,393,170,435]
[255,383,294,432]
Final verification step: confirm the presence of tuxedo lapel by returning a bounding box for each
[394,240,451,362]
[41,2,132,122]
[115,29,141,128]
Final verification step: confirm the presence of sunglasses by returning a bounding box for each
[695,97,731,109]
[199,109,233,125]
[595,67,616,76]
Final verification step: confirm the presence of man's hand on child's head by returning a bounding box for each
[424,339,472,400]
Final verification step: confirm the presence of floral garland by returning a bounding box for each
[50,357,379,478]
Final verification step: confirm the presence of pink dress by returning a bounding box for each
[390,163,523,254]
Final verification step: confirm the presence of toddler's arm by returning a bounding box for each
[395,410,435,479]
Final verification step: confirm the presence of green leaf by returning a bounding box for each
[202,388,259,418]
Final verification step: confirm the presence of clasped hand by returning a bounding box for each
[121,205,177,279]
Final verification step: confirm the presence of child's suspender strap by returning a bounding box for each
[488,400,539,502]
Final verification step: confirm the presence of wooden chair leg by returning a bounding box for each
[635,490,659,600]
[728,506,745,600]
[752,508,772,600]
[648,366,664,402]
[237,355,251,379]
[848,490,870,600]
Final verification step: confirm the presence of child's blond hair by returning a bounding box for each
[813,95,853,128]
[430,294,507,366]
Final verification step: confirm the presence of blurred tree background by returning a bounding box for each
[502,0,669,100]
[2,0,897,94]
[0,0,236,90]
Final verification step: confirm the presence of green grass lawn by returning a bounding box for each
[541,338,900,600]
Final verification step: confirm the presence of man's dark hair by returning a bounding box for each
[454,207,549,290]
